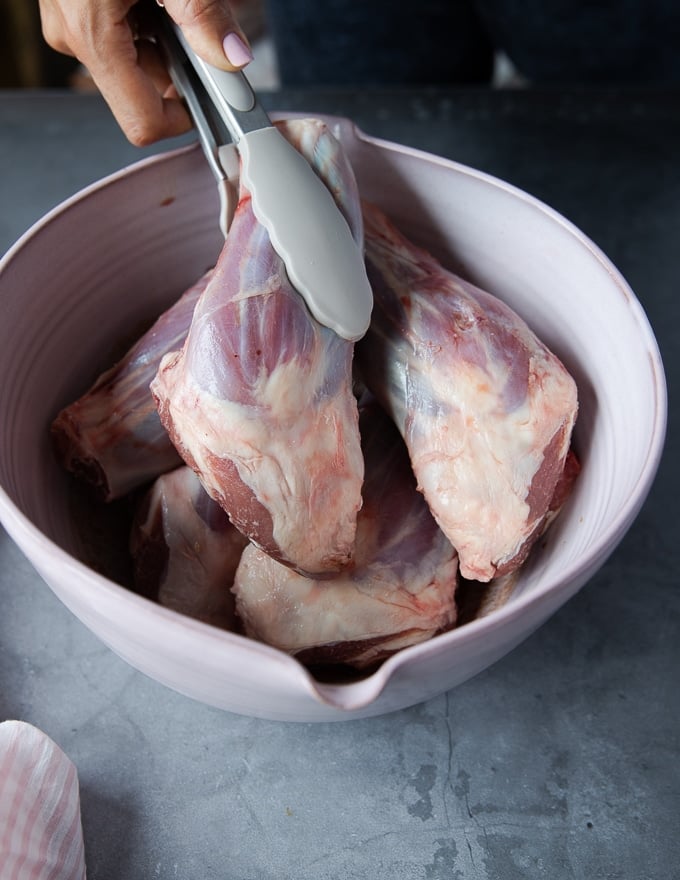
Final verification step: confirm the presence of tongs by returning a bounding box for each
[154,11,372,341]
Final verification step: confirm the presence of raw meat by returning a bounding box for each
[51,272,211,500]
[152,119,365,577]
[130,466,247,628]
[233,401,458,669]
[356,202,578,582]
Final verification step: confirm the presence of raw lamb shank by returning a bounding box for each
[357,202,578,582]
[152,119,365,577]
[130,466,247,628]
[51,271,211,500]
[233,401,458,669]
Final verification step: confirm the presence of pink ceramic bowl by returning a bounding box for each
[0,117,666,721]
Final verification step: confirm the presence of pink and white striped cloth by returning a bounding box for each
[0,721,86,879]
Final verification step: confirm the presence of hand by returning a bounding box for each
[39,0,253,146]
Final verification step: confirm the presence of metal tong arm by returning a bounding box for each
[156,14,230,183]
[155,15,244,234]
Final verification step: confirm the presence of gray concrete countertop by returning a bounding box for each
[1,88,678,879]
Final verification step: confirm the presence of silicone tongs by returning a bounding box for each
[154,12,372,341]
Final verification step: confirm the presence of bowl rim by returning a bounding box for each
[0,121,669,713]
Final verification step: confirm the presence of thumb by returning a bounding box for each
[161,0,253,71]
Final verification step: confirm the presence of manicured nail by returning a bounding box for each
[223,32,253,68]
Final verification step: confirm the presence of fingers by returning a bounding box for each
[93,43,193,145]
[83,11,192,144]
[37,0,252,146]
[78,12,192,144]
[38,0,77,56]
[162,0,253,70]
[38,0,189,145]
[136,38,175,94]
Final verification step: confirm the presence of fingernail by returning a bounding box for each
[223,32,253,68]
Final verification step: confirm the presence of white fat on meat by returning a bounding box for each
[233,402,458,669]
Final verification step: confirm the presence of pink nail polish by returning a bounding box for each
[223,32,253,68]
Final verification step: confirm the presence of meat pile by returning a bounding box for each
[51,118,579,672]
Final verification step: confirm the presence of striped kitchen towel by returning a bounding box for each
[0,721,86,879]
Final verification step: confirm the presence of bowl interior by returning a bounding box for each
[0,122,666,717]
[0,146,224,566]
